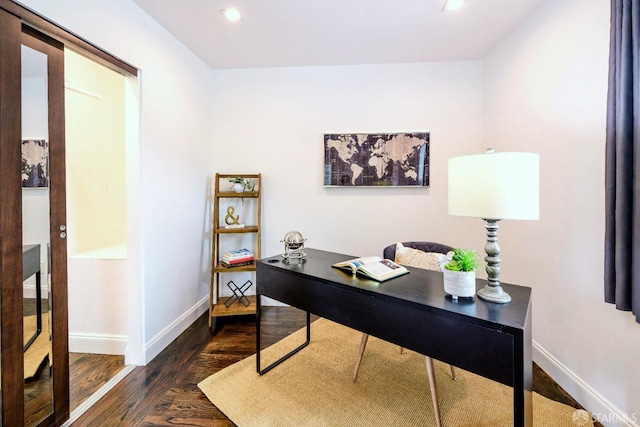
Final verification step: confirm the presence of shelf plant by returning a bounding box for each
[228,176,246,193]
[228,176,256,193]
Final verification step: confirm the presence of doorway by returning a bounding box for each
[64,47,130,413]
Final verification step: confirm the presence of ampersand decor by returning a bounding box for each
[225,206,240,225]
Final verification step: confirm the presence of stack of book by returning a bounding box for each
[221,248,255,268]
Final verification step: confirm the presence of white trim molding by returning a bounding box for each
[142,296,209,364]
[62,364,136,427]
[23,283,49,299]
[533,340,639,427]
[69,332,128,355]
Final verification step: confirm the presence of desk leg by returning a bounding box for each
[514,300,533,427]
[256,294,262,373]
[513,359,533,426]
[23,271,43,352]
[256,295,311,375]
[35,271,42,333]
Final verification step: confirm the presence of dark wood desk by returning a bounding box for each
[23,244,42,351]
[256,248,532,427]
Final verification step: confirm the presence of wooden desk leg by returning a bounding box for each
[425,357,442,427]
[352,333,369,382]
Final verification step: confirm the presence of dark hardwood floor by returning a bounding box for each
[72,307,602,426]
[22,297,126,425]
[70,352,125,410]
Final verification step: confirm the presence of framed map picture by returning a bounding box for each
[22,139,49,188]
[323,132,429,187]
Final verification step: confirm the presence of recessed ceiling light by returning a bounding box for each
[221,8,241,22]
[442,0,465,12]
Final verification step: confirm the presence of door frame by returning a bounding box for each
[0,8,26,425]
[0,0,136,76]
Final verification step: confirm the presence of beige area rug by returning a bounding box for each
[199,318,593,427]
[24,314,50,379]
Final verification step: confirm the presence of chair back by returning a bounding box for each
[383,241,453,260]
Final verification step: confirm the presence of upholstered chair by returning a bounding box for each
[352,241,457,427]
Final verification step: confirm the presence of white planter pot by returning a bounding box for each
[443,269,476,300]
[232,182,244,193]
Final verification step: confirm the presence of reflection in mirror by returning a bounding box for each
[21,43,54,426]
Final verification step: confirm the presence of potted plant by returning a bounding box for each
[228,176,245,193]
[244,178,256,192]
[442,248,480,300]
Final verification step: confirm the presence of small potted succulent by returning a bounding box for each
[442,248,480,300]
[228,176,245,193]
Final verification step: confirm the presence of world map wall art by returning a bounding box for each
[323,132,430,187]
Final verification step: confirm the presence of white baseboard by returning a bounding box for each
[143,296,209,364]
[69,333,128,355]
[23,284,50,299]
[62,364,136,427]
[533,340,639,427]
[259,295,287,307]
[23,283,38,299]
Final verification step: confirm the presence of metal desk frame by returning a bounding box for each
[23,244,42,352]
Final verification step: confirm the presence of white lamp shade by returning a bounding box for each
[448,152,539,220]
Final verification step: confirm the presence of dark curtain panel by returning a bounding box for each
[605,0,640,322]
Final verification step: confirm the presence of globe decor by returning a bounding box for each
[442,248,480,300]
[281,231,307,262]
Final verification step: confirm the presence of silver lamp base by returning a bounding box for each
[477,284,512,303]
[479,218,512,304]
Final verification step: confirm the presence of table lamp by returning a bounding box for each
[448,149,539,303]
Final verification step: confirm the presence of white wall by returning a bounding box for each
[210,62,484,262]
[16,6,639,424]
[65,48,127,257]
[20,0,214,364]
[64,48,129,354]
[67,258,128,354]
[484,0,640,425]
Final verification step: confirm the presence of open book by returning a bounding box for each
[332,256,409,282]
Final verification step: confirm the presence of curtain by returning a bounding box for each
[605,0,640,323]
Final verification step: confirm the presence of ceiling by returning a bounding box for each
[132,0,548,70]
